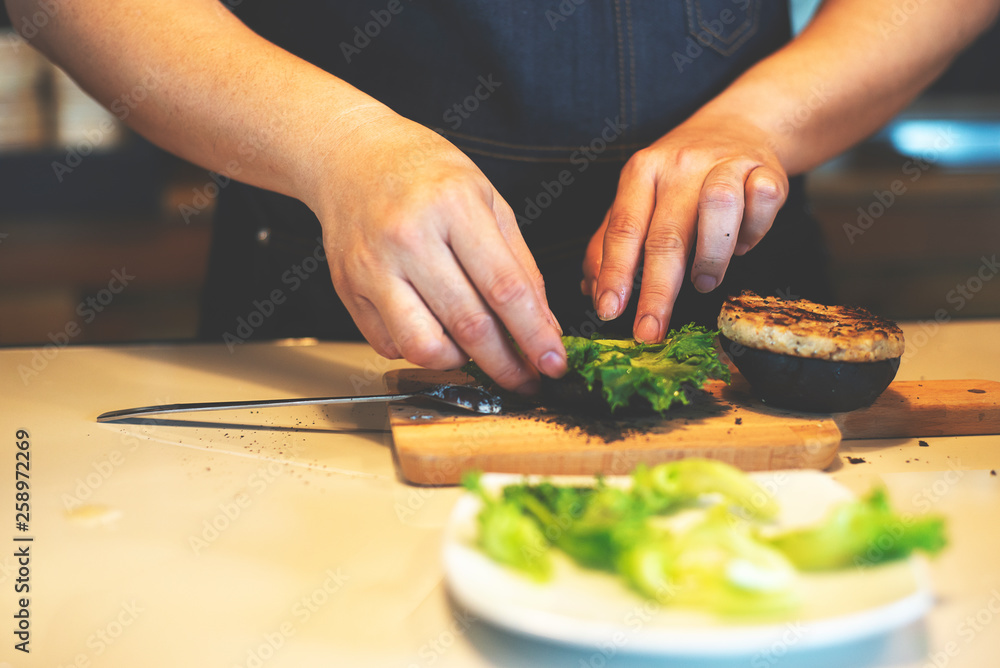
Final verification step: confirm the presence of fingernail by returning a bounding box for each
[694,275,718,293]
[515,378,541,395]
[635,314,660,342]
[597,291,619,320]
[734,243,750,256]
[538,350,567,377]
[548,309,564,335]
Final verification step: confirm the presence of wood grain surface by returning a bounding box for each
[385,370,1000,485]
[386,369,839,484]
[833,379,1000,439]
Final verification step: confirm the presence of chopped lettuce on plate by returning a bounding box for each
[765,486,947,571]
[463,460,947,616]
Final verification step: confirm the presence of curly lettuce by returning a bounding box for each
[462,324,729,414]
[564,324,730,413]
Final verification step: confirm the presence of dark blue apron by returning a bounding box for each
[200,0,832,342]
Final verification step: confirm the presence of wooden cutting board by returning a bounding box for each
[385,369,1000,485]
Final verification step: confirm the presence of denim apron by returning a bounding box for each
[200,0,832,342]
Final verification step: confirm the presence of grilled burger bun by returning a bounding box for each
[717,292,905,412]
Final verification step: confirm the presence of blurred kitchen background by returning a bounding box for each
[0,3,998,346]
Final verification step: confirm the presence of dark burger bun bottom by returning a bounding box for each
[718,334,900,413]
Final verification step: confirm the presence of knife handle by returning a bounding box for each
[833,379,1000,439]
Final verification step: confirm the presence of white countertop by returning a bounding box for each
[1,320,999,667]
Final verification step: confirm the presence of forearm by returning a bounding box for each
[6,0,569,388]
[586,0,997,339]
[5,0,387,210]
[699,0,1000,175]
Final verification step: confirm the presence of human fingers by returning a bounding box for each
[327,233,468,370]
[489,187,562,334]
[689,160,750,294]
[446,198,567,383]
[359,272,471,371]
[393,240,543,392]
[632,177,700,343]
[735,165,787,256]
[334,286,402,360]
[593,157,657,321]
[581,211,610,299]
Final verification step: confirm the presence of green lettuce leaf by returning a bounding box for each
[617,507,800,615]
[465,460,948,616]
[562,324,730,414]
[631,459,779,520]
[462,471,552,581]
[765,487,947,571]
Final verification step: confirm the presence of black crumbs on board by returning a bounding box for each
[498,380,732,443]
[968,388,986,394]
[847,456,867,464]
[918,440,930,447]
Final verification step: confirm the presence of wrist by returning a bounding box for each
[292,97,400,216]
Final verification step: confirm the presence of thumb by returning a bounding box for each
[490,187,562,334]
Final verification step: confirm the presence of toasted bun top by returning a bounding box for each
[718,292,905,362]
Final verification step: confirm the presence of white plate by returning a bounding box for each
[443,470,933,656]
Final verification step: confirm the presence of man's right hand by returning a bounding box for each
[309,110,567,393]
